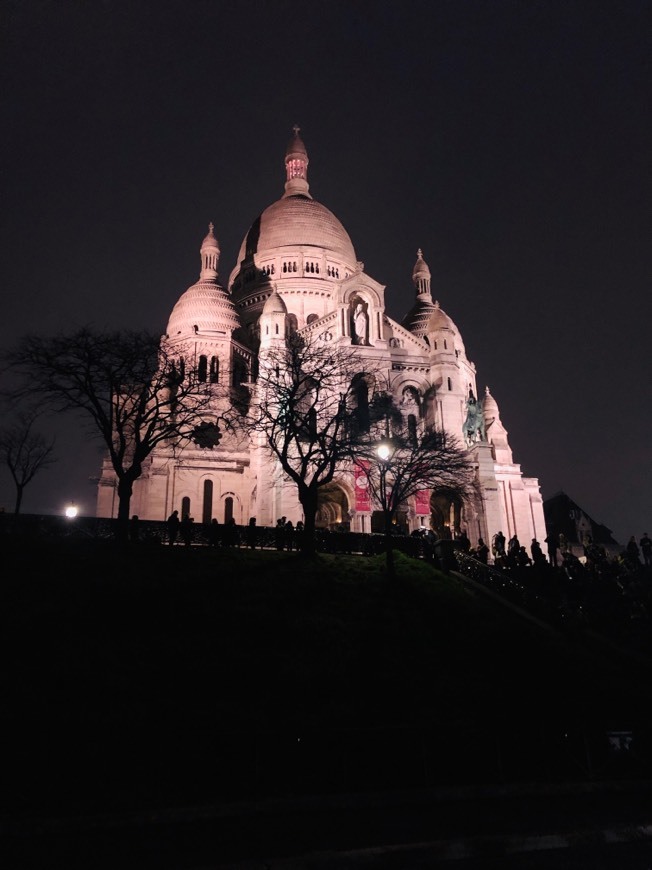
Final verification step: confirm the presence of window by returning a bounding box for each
[181,496,191,521]
[447,377,452,391]
[307,313,318,325]
[202,480,213,524]
[224,496,233,524]
[351,374,371,433]
[198,355,208,383]
[210,357,219,383]
[408,414,418,445]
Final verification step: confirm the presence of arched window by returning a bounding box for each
[210,357,219,383]
[198,355,208,383]
[202,480,213,524]
[447,377,452,391]
[307,313,318,325]
[224,496,234,524]
[181,496,191,520]
[286,313,298,335]
[408,414,418,445]
[351,373,371,433]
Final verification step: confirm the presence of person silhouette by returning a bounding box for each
[208,518,221,548]
[166,510,180,546]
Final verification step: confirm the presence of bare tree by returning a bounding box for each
[0,408,56,515]
[246,332,372,556]
[354,397,477,578]
[2,328,222,539]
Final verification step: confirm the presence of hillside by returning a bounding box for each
[5,538,652,817]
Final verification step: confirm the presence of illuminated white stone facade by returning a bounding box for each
[96,129,546,550]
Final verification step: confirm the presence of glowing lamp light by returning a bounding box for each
[376,440,393,463]
[65,503,78,519]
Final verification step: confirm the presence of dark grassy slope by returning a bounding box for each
[4,539,651,816]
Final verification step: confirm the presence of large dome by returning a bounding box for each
[234,195,357,267]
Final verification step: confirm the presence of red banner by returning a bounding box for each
[354,461,371,511]
[415,489,431,515]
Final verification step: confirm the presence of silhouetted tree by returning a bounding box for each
[3,328,222,540]
[354,398,476,578]
[0,408,56,515]
[245,332,374,556]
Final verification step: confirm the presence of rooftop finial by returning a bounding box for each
[284,125,311,199]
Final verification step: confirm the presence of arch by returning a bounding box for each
[350,295,369,345]
[286,313,298,335]
[209,356,219,383]
[430,489,466,539]
[351,372,374,433]
[316,482,350,530]
[181,495,191,521]
[401,385,420,410]
[221,491,242,525]
[198,355,208,383]
[202,479,213,524]
[306,313,319,325]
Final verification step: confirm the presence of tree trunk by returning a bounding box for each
[115,476,134,543]
[299,489,319,557]
[13,485,24,516]
[384,511,396,580]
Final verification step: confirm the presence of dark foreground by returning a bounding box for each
[3,537,652,866]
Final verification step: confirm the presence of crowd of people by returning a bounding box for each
[452,527,652,656]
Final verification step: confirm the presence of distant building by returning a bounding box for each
[96,128,546,549]
[544,491,622,559]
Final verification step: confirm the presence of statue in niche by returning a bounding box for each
[462,389,486,447]
[351,300,368,345]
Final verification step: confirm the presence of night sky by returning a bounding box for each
[1,0,649,545]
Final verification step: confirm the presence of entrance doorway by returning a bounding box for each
[316,483,350,530]
[430,490,465,539]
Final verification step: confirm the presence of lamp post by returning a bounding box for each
[65,502,78,519]
[376,436,396,579]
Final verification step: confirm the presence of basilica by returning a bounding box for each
[96,128,546,550]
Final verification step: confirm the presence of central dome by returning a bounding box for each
[234,195,357,268]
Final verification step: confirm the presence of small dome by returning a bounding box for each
[262,287,287,316]
[285,126,308,160]
[166,280,240,337]
[201,222,220,250]
[412,248,431,282]
[427,301,455,332]
[483,386,500,419]
[401,299,438,337]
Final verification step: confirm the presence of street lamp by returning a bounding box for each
[376,436,396,579]
[65,502,78,519]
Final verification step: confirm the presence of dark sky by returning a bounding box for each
[1,0,650,544]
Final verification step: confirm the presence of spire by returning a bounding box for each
[412,248,432,300]
[200,222,220,281]
[283,125,311,199]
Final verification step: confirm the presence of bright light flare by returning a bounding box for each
[65,503,78,519]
